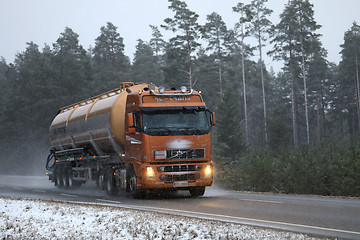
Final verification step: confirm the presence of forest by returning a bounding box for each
[0,0,359,196]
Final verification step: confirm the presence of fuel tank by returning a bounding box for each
[49,82,147,154]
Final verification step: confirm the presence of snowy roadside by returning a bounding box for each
[0,197,326,239]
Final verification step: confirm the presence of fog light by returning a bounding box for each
[204,165,212,178]
[146,167,155,180]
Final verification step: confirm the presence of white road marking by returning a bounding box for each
[60,193,78,198]
[238,198,283,204]
[12,187,24,190]
[96,199,122,204]
[33,190,46,193]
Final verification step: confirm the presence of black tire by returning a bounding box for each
[96,169,105,190]
[66,167,75,189]
[189,186,205,197]
[61,168,68,187]
[127,167,145,199]
[105,168,118,196]
[55,168,64,188]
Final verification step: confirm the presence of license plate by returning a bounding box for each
[174,181,188,187]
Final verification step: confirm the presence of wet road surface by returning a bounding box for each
[1,175,359,239]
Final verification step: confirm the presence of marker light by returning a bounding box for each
[180,86,187,93]
[159,86,165,94]
[204,164,212,178]
[146,167,156,180]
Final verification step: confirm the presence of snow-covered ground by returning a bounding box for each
[0,197,326,239]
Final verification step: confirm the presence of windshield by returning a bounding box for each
[142,108,210,136]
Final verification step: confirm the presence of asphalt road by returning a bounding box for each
[1,175,359,239]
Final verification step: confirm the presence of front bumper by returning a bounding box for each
[136,162,214,190]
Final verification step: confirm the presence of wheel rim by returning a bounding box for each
[62,173,67,187]
[98,174,104,189]
[68,171,73,187]
[106,176,112,192]
[130,176,136,192]
[56,174,62,186]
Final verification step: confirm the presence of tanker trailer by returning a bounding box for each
[46,82,215,198]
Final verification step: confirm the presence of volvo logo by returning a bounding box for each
[176,150,186,156]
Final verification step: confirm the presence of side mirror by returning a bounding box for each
[127,113,136,134]
[206,110,216,127]
[128,113,134,127]
[211,112,216,126]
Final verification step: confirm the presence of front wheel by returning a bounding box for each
[128,168,145,199]
[189,186,205,197]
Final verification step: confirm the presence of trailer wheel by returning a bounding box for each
[55,168,64,188]
[128,168,145,199]
[105,168,117,196]
[61,168,68,187]
[189,186,205,197]
[97,169,105,190]
[66,167,75,189]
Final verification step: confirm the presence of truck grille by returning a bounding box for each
[154,149,205,160]
[157,165,202,173]
[159,173,200,182]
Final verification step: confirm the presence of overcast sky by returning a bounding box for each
[1,0,359,72]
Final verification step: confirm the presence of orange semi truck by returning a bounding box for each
[46,82,215,198]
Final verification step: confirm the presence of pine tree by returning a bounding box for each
[149,25,166,84]
[269,0,321,147]
[233,3,252,144]
[162,0,201,89]
[215,84,247,160]
[132,39,163,85]
[202,12,229,94]
[162,41,188,89]
[53,27,90,103]
[246,0,273,146]
[338,22,360,139]
[93,22,130,92]
[149,25,166,58]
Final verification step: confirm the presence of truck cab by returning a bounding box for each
[124,85,215,198]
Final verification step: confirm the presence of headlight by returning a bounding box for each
[204,165,212,178]
[146,167,156,180]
